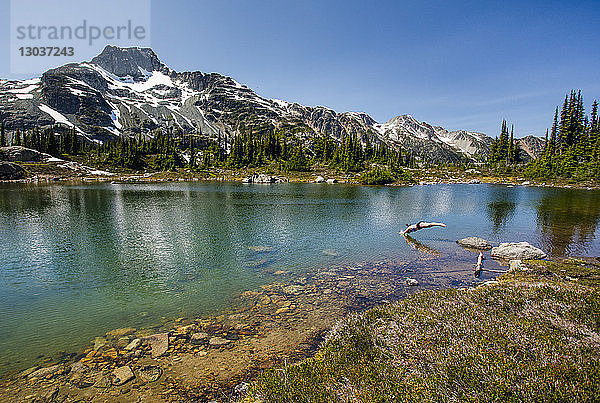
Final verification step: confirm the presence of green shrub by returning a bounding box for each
[359,166,395,185]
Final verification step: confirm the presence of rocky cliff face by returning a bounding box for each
[0,45,517,162]
[517,135,546,160]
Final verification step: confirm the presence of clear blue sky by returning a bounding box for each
[1,0,599,138]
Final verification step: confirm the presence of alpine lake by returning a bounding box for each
[1,181,600,376]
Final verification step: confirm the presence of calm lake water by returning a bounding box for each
[1,182,600,373]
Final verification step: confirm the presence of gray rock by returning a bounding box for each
[491,242,547,260]
[27,364,63,379]
[233,382,249,397]
[124,338,141,351]
[314,176,325,183]
[326,178,337,184]
[456,237,492,250]
[190,332,209,345]
[111,365,134,386]
[241,174,279,184]
[0,161,25,180]
[209,337,231,348]
[0,146,47,162]
[142,333,169,358]
[406,278,419,286]
[93,376,112,388]
[69,362,100,389]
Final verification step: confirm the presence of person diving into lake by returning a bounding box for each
[400,221,446,235]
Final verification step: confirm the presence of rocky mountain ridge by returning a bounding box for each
[0,45,544,162]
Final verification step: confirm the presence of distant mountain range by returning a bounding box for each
[0,46,544,163]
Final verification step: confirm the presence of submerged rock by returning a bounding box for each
[27,364,63,380]
[106,327,136,339]
[456,237,492,250]
[138,365,162,383]
[276,306,290,314]
[69,362,100,389]
[124,338,141,351]
[283,285,305,295]
[143,333,169,358]
[491,242,547,260]
[111,366,134,386]
[93,376,112,388]
[93,337,107,351]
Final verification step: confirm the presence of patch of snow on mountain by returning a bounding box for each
[7,84,39,94]
[106,101,122,129]
[38,104,74,127]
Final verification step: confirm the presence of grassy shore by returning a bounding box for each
[6,159,600,190]
[246,258,600,402]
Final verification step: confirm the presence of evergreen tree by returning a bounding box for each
[526,90,600,181]
[0,122,5,147]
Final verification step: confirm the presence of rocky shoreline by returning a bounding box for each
[2,163,599,192]
[2,146,600,190]
[0,254,495,402]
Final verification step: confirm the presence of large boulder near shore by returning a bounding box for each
[491,242,547,260]
[0,146,49,162]
[0,161,25,180]
[456,237,492,250]
[242,173,281,184]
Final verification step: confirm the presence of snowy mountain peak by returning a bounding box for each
[90,45,168,81]
[0,46,507,162]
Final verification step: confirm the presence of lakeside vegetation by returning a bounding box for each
[246,258,600,402]
[489,90,600,182]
